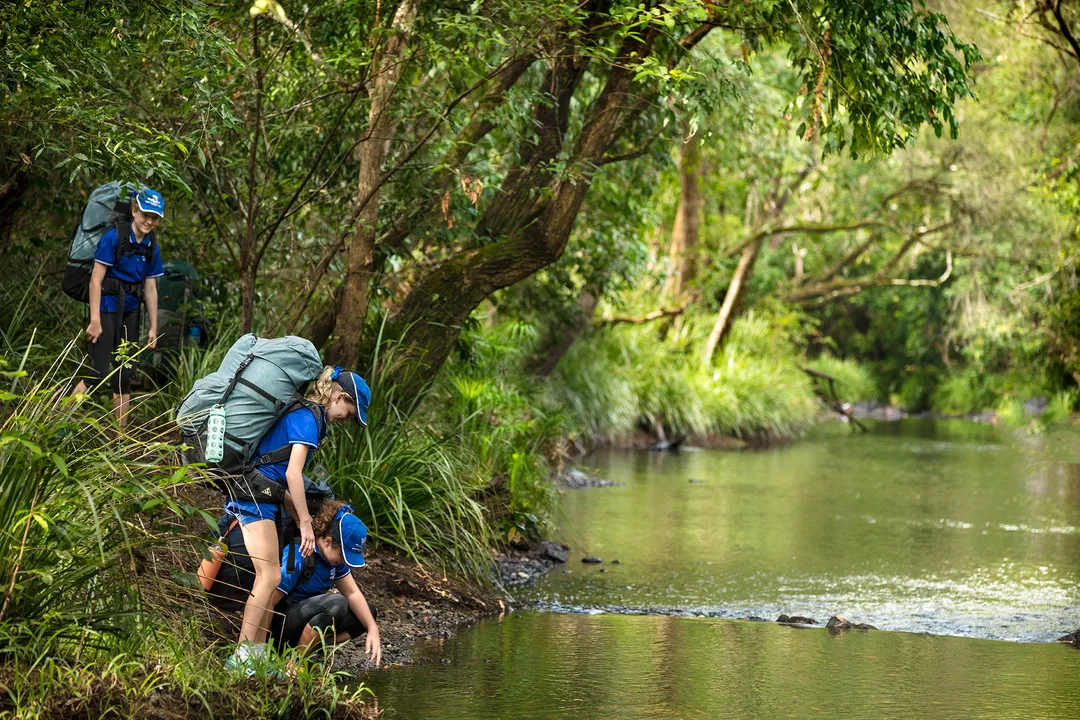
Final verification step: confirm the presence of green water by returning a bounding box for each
[368,420,1080,718]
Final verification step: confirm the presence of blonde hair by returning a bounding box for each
[306,366,343,406]
[312,499,347,538]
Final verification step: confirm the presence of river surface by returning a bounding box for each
[367,420,1080,718]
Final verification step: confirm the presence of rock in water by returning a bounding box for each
[539,541,569,564]
[1058,629,1080,646]
[776,615,817,625]
[826,616,853,630]
[581,556,603,564]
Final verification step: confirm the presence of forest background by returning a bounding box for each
[1,0,1080,715]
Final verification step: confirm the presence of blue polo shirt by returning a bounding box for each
[252,406,326,483]
[94,226,164,313]
[277,543,350,601]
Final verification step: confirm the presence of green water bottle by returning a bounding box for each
[204,404,227,463]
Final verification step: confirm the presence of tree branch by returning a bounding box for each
[595,304,686,326]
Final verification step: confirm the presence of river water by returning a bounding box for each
[367,420,1080,718]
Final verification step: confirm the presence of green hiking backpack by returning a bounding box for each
[177,334,324,496]
[62,181,142,303]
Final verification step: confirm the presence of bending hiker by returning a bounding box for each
[269,500,381,664]
[70,188,165,427]
[225,366,370,674]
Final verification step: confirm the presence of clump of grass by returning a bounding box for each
[994,396,1027,429]
[1042,390,1076,426]
[805,354,878,404]
[0,618,375,719]
[548,312,822,443]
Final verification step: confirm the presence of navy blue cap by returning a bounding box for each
[134,188,165,218]
[333,510,368,568]
[331,368,370,426]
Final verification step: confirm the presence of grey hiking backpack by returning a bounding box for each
[177,334,325,497]
[62,181,142,303]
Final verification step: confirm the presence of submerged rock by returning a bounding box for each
[1058,629,1080,646]
[582,556,603,564]
[740,616,769,622]
[559,469,623,489]
[776,614,817,625]
[826,615,877,632]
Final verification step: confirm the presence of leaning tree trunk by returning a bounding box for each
[702,236,763,364]
[380,29,662,400]
[328,0,419,368]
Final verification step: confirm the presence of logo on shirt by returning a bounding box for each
[261,487,272,496]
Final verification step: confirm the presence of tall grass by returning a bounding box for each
[805,354,878,403]
[548,312,823,442]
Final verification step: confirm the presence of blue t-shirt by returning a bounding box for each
[277,543,350,601]
[94,226,164,313]
[253,406,326,483]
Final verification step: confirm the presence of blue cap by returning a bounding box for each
[134,188,165,218]
[332,369,370,426]
[333,511,367,568]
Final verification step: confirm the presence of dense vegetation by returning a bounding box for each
[3,0,1080,716]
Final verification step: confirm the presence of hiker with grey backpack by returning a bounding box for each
[177,335,371,675]
[65,184,165,428]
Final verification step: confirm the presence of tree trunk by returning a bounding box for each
[380,30,659,399]
[702,237,763,364]
[529,288,599,378]
[328,0,419,368]
[663,130,702,300]
[239,16,263,334]
[0,165,29,258]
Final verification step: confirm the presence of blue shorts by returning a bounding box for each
[225,499,279,526]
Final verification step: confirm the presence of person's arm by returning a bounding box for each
[143,277,158,349]
[334,573,381,665]
[284,444,314,556]
[86,263,107,342]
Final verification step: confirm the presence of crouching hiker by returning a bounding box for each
[225,366,371,674]
[70,187,165,427]
[269,500,381,665]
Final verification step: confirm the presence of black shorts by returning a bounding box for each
[87,310,139,394]
[270,593,377,649]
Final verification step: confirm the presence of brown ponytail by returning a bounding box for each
[312,499,347,539]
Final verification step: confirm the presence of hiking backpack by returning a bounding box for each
[176,334,324,499]
[62,181,156,304]
[203,476,335,613]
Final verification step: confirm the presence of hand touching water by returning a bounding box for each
[366,625,382,666]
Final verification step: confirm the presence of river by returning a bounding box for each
[366,419,1080,718]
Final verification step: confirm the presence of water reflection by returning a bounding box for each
[367,612,1080,719]
[527,420,1080,641]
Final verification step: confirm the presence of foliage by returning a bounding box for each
[805,354,878,403]
[549,312,823,442]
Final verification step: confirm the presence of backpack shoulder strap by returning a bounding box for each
[283,552,320,605]
[251,397,325,469]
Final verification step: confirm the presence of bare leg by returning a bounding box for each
[113,392,131,427]
[296,625,355,654]
[71,380,88,396]
[238,519,280,645]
